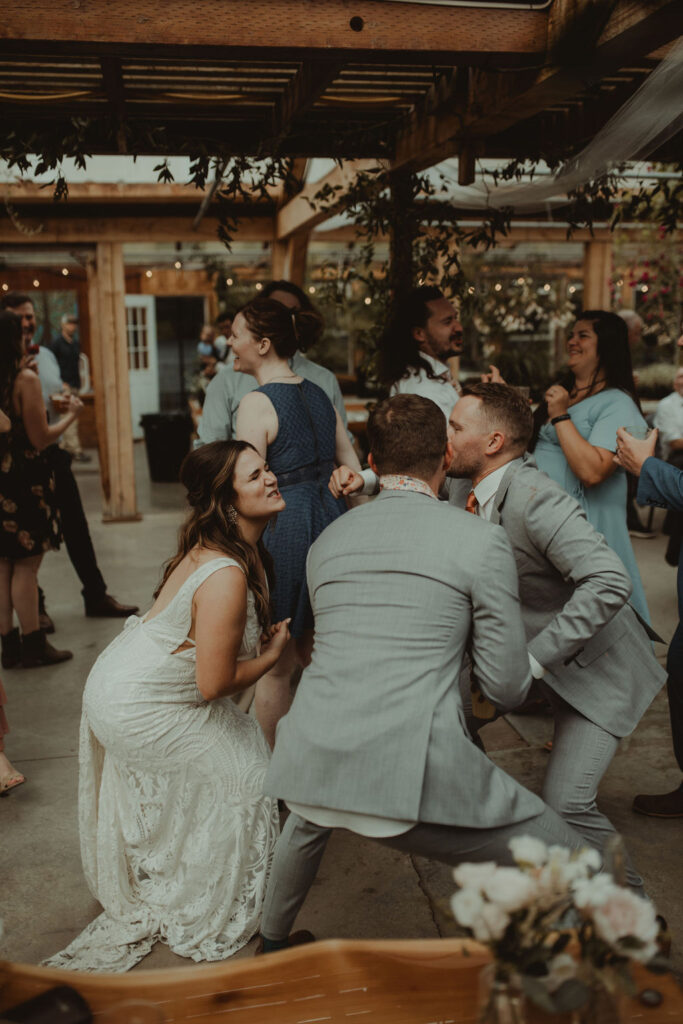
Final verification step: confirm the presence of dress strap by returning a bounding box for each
[184,557,245,596]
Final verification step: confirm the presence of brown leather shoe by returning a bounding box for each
[254,930,316,955]
[21,630,72,668]
[633,788,683,818]
[39,611,55,634]
[84,593,139,618]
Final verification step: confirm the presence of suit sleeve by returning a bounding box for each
[637,456,683,511]
[523,485,632,669]
[197,373,233,445]
[469,526,532,711]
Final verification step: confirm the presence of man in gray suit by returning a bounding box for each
[446,383,666,891]
[259,394,586,951]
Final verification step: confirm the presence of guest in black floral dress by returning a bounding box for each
[0,312,82,668]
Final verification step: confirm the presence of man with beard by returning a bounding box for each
[0,292,138,627]
[376,286,463,421]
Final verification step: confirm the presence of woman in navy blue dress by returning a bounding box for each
[233,297,363,745]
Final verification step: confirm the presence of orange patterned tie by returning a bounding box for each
[464,488,497,724]
[465,490,478,515]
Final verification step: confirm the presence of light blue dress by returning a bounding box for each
[534,388,649,622]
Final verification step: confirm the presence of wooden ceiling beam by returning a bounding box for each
[0,215,271,245]
[392,0,681,172]
[270,60,343,146]
[276,160,386,241]
[0,0,547,66]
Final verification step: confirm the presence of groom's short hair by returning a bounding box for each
[368,394,447,478]
[462,382,533,452]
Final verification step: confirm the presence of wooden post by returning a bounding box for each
[582,240,613,309]
[87,242,140,522]
[271,232,310,286]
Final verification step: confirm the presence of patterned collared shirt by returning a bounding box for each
[379,474,437,499]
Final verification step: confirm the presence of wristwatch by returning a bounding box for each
[551,414,571,426]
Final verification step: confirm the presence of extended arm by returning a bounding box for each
[334,410,362,472]
[637,456,683,512]
[194,567,289,700]
[235,391,277,459]
[521,486,631,670]
[546,387,616,487]
[469,527,532,711]
[17,371,81,451]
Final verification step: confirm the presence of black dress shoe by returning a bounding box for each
[632,787,683,818]
[84,593,139,618]
[254,930,316,955]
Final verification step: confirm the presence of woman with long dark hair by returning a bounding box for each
[44,441,290,972]
[233,297,363,745]
[0,311,78,667]
[531,310,649,619]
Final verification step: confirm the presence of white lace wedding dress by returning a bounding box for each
[44,558,279,972]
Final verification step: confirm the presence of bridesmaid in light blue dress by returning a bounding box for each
[531,310,649,621]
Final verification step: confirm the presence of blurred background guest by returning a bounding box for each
[49,313,90,463]
[654,364,683,567]
[213,312,233,363]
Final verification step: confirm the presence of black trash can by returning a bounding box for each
[141,411,193,483]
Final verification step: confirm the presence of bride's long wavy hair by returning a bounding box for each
[154,441,273,631]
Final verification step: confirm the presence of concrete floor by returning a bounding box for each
[1,444,681,975]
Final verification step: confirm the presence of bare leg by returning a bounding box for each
[0,559,14,634]
[254,637,300,749]
[11,555,43,635]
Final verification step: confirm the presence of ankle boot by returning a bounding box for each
[1,627,21,669]
[21,629,73,668]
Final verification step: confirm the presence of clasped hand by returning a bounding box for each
[544,384,570,419]
[260,618,291,660]
[329,465,363,498]
[613,426,658,476]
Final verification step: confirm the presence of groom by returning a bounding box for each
[259,393,585,951]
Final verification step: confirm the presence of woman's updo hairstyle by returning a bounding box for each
[239,296,322,358]
[154,440,273,631]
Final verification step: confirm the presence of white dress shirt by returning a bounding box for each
[653,390,683,461]
[390,353,459,422]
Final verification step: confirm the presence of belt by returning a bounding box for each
[276,462,334,488]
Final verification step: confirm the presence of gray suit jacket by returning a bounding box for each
[266,488,545,829]
[449,456,665,736]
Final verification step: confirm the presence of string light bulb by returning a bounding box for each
[145,270,153,279]
[255,282,263,291]
[32,279,40,288]
[543,283,551,291]
[364,296,372,306]
[494,283,502,292]
[568,285,576,294]
[174,260,182,270]
[1,284,8,292]
[226,277,233,286]
[61,267,69,277]
[308,285,316,294]
[641,285,649,293]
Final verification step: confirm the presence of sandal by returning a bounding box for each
[0,769,26,794]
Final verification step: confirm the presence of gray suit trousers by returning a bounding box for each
[260,808,587,941]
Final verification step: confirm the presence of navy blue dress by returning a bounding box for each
[259,380,346,637]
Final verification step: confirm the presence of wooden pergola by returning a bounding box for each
[0,0,680,519]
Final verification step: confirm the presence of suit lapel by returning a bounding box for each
[491,457,525,525]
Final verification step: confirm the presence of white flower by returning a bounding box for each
[482,867,539,913]
[592,889,659,963]
[509,836,548,867]
[451,887,486,928]
[572,873,618,908]
[577,847,602,873]
[471,902,511,942]
[452,862,497,891]
[544,953,578,992]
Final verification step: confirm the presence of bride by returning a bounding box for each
[44,441,290,972]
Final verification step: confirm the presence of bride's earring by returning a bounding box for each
[227,505,238,526]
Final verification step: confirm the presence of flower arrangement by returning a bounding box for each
[450,837,664,1020]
